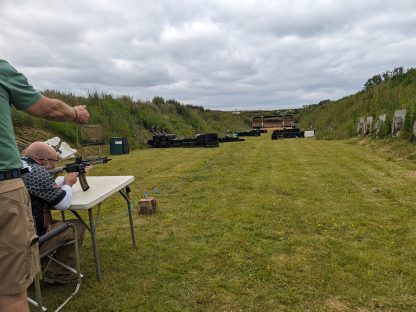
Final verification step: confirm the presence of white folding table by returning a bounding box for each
[64,176,136,281]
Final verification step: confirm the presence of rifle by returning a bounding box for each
[49,156,112,191]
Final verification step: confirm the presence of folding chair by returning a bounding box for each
[27,223,82,312]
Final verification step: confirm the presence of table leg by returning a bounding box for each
[88,208,101,282]
[119,186,137,247]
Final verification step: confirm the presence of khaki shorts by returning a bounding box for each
[0,178,39,295]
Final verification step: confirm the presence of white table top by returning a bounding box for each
[69,176,135,210]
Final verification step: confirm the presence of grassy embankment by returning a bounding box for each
[13,91,249,150]
[296,68,416,140]
[30,134,416,311]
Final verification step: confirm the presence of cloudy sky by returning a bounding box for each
[1,0,415,110]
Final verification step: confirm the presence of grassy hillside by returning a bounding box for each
[30,135,416,311]
[12,91,248,149]
[296,67,416,140]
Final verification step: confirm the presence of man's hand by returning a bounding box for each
[73,105,89,124]
[24,95,90,123]
[63,172,78,187]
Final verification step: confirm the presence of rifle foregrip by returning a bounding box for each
[79,173,90,191]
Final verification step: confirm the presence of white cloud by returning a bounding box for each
[1,0,416,110]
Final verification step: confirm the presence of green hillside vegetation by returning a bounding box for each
[12,91,248,149]
[296,67,416,140]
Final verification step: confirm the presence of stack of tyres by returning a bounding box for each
[237,131,252,137]
[149,133,220,148]
[251,129,261,136]
[271,128,300,140]
[205,133,219,147]
[164,134,176,147]
[171,139,183,147]
[271,132,284,140]
[196,134,206,147]
[219,136,245,143]
[150,134,176,147]
[150,134,163,147]
[282,128,300,138]
[182,138,197,148]
[237,130,260,137]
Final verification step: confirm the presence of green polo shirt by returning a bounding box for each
[0,59,41,171]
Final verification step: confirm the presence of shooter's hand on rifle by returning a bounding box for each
[63,172,78,187]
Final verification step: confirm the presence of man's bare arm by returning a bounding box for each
[24,95,89,123]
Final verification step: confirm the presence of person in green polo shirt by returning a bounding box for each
[0,59,90,312]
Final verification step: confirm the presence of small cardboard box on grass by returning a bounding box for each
[138,197,157,215]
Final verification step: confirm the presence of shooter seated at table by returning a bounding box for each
[21,142,88,284]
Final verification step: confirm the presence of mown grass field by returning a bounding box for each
[30,135,416,311]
